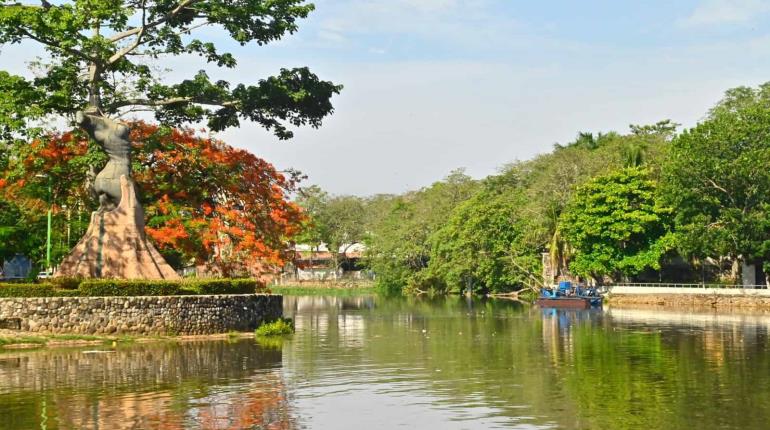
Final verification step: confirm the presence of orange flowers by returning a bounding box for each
[130,121,304,276]
[4,121,305,278]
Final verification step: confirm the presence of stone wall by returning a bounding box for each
[0,294,282,335]
[608,286,770,296]
[608,293,770,309]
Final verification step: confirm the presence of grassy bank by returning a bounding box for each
[271,283,377,296]
[0,333,140,349]
[0,278,266,298]
[0,331,264,350]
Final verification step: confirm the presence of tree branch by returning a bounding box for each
[704,177,737,206]
[110,97,238,110]
[108,0,204,43]
[18,28,93,62]
[108,0,147,64]
[122,22,214,57]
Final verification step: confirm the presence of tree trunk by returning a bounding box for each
[730,257,741,285]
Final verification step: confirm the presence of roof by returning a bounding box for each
[291,243,366,259]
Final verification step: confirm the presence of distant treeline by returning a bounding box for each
[301,84,770,294]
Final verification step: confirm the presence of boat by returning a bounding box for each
[537,281,603,309]
[537,296,601,309]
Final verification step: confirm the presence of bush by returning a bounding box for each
[185,279,264,295]
[54,289,84,297]
[0,283,57,297]
[79,280,183,297]
[255,318,294,337]
[48,277,84,290]
[0,278,268,298]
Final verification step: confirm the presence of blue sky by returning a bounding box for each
[5,0,770,194]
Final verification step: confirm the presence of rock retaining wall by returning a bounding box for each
[0,294,282,335]
[609,293,770,308]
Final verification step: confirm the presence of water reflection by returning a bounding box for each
[282,296,770,430]
[0,341,293,429]
[2,296,770,429]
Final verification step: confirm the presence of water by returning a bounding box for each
[1,295,769,429]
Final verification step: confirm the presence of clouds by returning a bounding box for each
[680,0,770,27]
[309,0,517,55]
[4,1,770,196]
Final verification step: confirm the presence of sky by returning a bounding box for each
[4,0,770,195]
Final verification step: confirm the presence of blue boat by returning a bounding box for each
[537,281,602,309]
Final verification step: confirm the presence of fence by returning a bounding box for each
[612,282,769,290]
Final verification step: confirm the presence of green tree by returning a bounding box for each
[294,185,329,251]
[427,176,541,294]
[0,0,341,138]
[560,167,673,284]
[507,122,673,280]
[296,187,368,276]
[365,169,478,293]
[662,84,770,280]
[320,196,366,253]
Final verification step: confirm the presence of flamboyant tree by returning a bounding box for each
[1,123,305,275]
[0,1,341,138]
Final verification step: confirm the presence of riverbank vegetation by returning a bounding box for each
[299,84,770,295]
[0,124,307,277]
[0,278,267,298]
[0,0,341,278]
[255,318,295,337]
[271,284,376,296]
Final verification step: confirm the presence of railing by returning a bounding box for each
[611,282,769,290]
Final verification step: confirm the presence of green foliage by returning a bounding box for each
[0,279,266,297]
[78,280,184,296]
[271,285,375,296]
[48,277,84,290]
[560,167,674,282]
[186,279,264,295]
[662,83,770,270]
[255,318,294,337]
[0,283,57,297]
[364,169,479,293]
[0,0,341,138]
[427,176,541,294]
[0,199,33,262]
[295,186,367,269]
[354,125,676,294]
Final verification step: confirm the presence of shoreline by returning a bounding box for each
[271,284,376,296]
[608,292,770,309]
[0,330,258,350]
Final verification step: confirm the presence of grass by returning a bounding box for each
[0,333,147,349]
[226,331,243,341]
[46,334,103,342]
[0,335,47,347]
[271,284,376,296]
[255,318,295,337]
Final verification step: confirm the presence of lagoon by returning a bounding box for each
[1,295,769,429]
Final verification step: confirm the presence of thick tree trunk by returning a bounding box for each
[55,117,178,280]
[56,176,179,279]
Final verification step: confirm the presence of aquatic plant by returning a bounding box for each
[255,318,295,337]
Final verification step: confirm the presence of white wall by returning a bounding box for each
[609,286,770,296]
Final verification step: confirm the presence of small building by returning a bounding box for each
[278,243,369,283]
